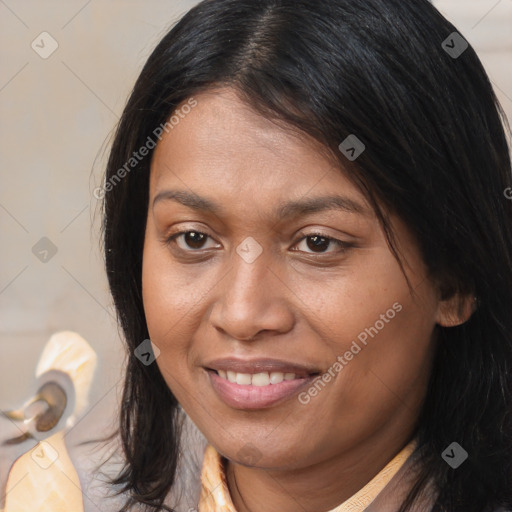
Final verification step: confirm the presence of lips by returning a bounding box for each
[204,357,320,409]
[205,357,320,377]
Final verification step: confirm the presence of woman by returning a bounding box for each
[99,0,512,510]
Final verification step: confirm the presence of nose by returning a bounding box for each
[209,249,295,342]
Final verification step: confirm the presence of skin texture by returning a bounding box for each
[142,88,472,512]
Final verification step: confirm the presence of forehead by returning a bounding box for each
[149,87,371,217]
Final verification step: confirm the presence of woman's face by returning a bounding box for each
[142,87,451,470]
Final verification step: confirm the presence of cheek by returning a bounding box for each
[291,257,438,418]
[141,234,215,340]
[325,290,436,426]
[288,251,432,356]
[141,240,193,371]
[141,236,222,400]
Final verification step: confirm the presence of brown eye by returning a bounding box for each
[167,230,218,252]
[306,235,332,253]
[182,232,207,249]
[294,233,349,255]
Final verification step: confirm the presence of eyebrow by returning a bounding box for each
[152,189,370,219]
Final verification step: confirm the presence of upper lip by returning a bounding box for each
[204,357,321,377]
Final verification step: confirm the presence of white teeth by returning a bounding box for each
[252,372,270,386]
[235,373,252,385]
[270,372,285,384]
[217,370,298,385]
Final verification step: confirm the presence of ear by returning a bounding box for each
[435,292,478,328]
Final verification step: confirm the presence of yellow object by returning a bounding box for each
[3,432,84,512]
[35,331,97,429]
[1,331,97,512]
[199,439,417,512]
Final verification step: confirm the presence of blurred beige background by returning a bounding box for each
[0,0,511,450]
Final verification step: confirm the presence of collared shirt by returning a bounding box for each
[199,439,418,512]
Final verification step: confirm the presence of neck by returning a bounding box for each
[225,427,416,512]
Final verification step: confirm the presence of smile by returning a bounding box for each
[206,369,318,410]
[215,370,299,386]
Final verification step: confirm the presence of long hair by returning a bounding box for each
[101,0,512,510]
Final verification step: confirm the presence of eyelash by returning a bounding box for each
[165,229,352,257]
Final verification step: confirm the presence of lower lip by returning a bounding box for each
[206,370,317,410]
